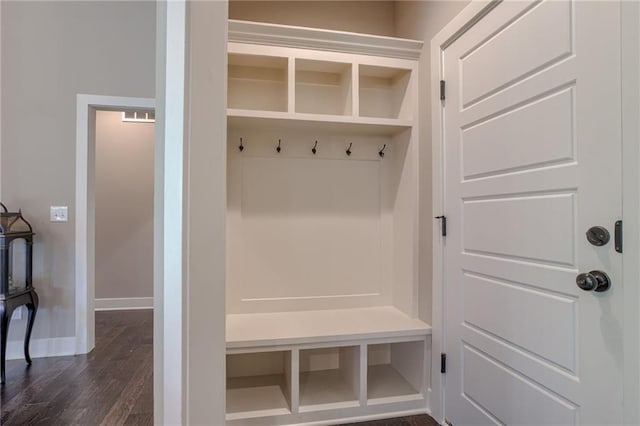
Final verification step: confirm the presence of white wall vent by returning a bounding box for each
[122,110,155,123]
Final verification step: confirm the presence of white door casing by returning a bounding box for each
[440,1,623,424]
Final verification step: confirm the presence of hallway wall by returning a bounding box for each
[95,110,154,303]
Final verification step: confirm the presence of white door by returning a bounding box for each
[442,1,623,424]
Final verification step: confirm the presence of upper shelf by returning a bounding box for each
[228,109,412,136]
[226,306,432,349]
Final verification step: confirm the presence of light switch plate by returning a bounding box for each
[50,206,69,222]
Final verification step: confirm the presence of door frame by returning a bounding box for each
[429,1,640,424]
[74,94,155,354]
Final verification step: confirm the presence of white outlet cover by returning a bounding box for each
[50,206,69,222]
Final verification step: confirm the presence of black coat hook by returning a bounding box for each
[312,140,318,155]
[276,139,281,153]
[346,142,352,156]
[379,144,386,158]
[239,137,244,152]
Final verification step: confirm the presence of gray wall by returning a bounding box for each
[229,1,397,36]
[95,111,154,301]
[395,1,470,322]
[1,1,155,341]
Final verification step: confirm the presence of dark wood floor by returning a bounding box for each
[1,310,153,425]
[1,310,438,426]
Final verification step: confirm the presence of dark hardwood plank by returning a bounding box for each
[342,415,440,426]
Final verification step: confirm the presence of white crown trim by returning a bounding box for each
[228,20,424,60]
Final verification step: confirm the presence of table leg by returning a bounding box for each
[24,292,38,365]
[0,303,8,385]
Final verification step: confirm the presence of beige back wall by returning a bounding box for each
[1,1,155,342]
[95,111,154,301]
[229,0,397,36]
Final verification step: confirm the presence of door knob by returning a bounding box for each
[576,270,611,292]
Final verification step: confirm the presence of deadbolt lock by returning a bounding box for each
[586,226,610,246]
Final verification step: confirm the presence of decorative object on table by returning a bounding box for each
[0,202,38,384]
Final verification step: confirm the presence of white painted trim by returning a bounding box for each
[95,297,154,311]
[429,1,501,423]
[155,1,188,423]
[6,337,76,361]
[621,2,640,424]
[288,409,431,426]
[228,19,423,60]
[75,94,155,356]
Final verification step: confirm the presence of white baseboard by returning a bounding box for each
[6,336,76,360]
[95,297,154,311]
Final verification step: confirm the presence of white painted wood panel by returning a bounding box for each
[462,345,577,425]
[439,0,624,424]
[461,252,578,296]
[463,272,577,371]
[295,59,352,116]
[299,347,360,411]
[461,1,573,107]
[226,307,431,349]
[367,364,421,402]
[226,351,293,418]
[228,54,288,112]
[390,341,425,396]
[463,193,576,266]
[227,110,412,136]
[230,156,383,309]
[226,376,291,418]
[227,351,288,378]
[359,65,412,120]
[462,87,574,180]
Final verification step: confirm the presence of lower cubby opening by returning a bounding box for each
[299,346,361,412]
[226,351,292,419]
[367,340,424,404]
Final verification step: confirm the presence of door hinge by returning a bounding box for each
[440,80,446,101]
[435,215,447,237]
[615,220,623,253]
[441,353,447,374]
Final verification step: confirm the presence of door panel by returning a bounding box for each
[443,1,623,424]
[462,344,578,426]
[463,272,577,371]
[460,1,572,107]
[463,194,576,265]
[461,87,575,180]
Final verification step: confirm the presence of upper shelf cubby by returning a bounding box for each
[359,65,412,120]
[295,59,352,116]
[228,54,288,112]
[227,20,423,135]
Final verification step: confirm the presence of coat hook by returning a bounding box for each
[346,142,353,156]
[276,139,282,153]
[312,140,318,155]
[379,144,386,158]
[239,137,244,152]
